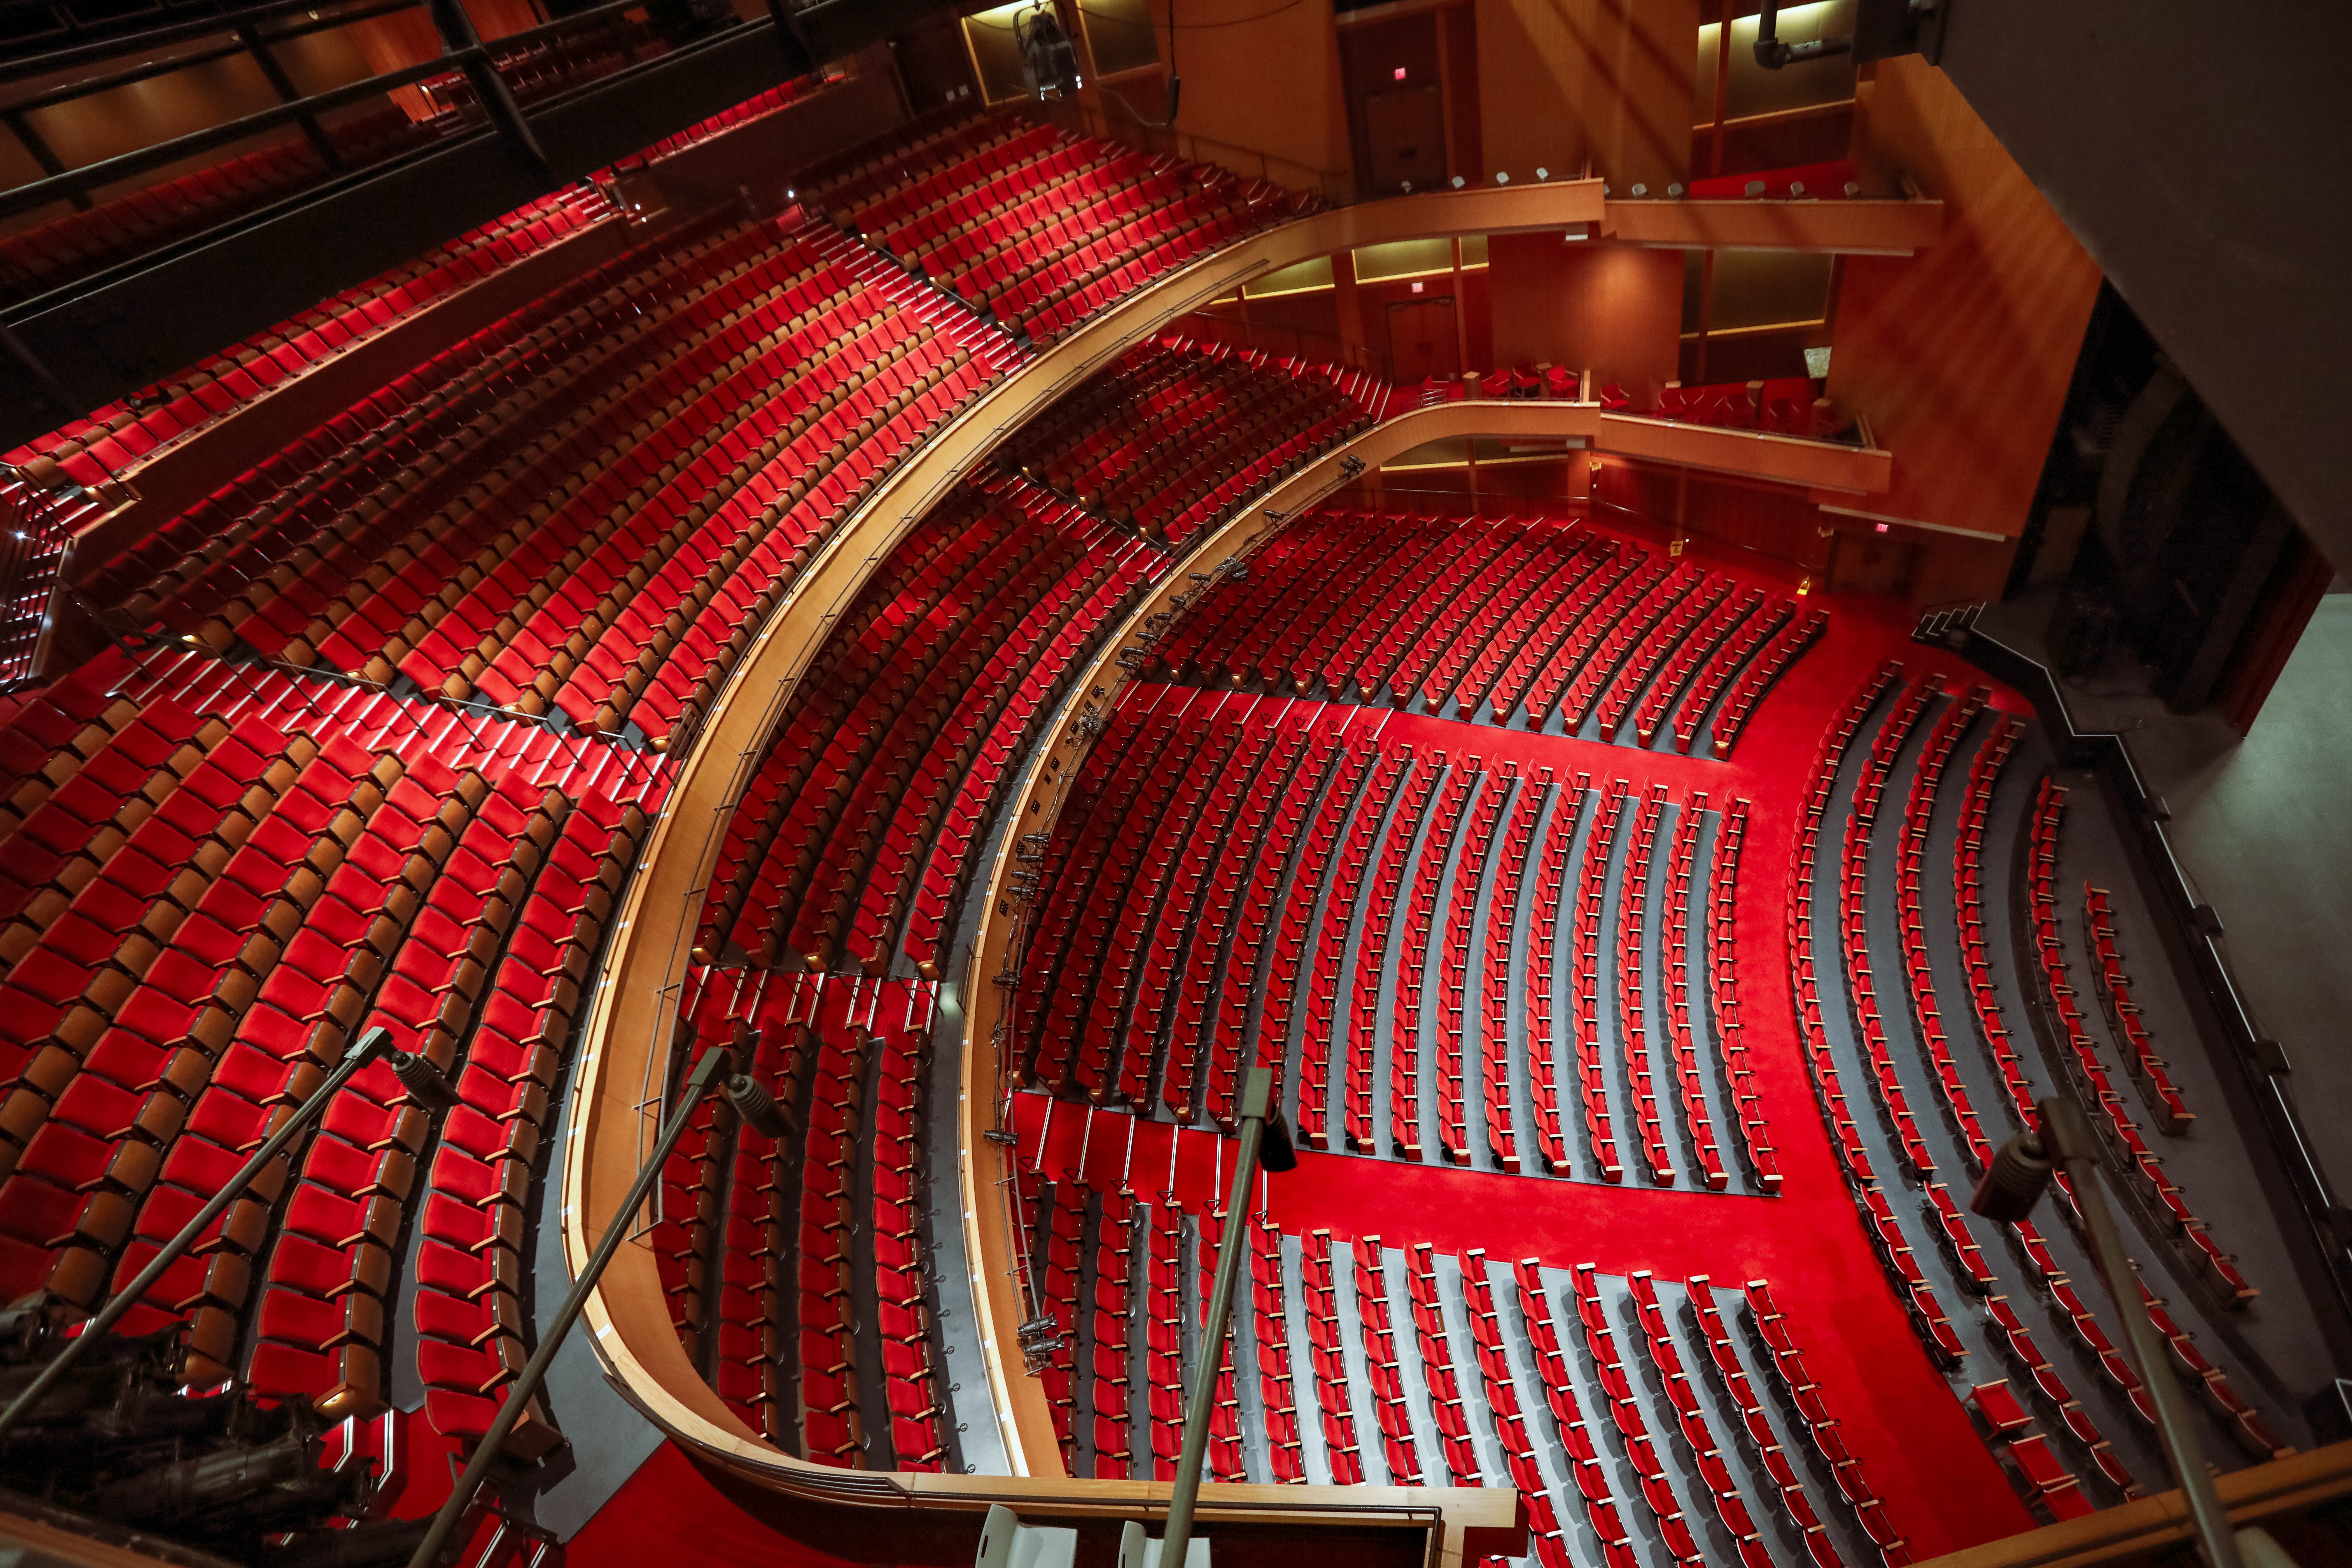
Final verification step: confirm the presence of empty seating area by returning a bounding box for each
[0,654,652,1443]
[997,335,1377,547]
[74,211,1016,749]
[1014,687,1774,1208]
[1143,507,1821,751]
[821,110,1310,344]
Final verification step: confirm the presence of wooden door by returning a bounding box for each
[1389,298,1460,383]
[1364,85,1447,193]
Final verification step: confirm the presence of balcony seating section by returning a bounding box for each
[1704,799,1781,1192]
[1650,376,1834,438]
[694,479,1154,981]
[846,119,1307,345]
[84,213,1016,750]
[2023,784,2258,1314]
[1001,336,1372,548]
[2081,885,2193,1133]
[1662,793,1729,1191]
[1476,773,1547,1174]
[631,76,825,164]
[1685,160,1861,201]
[6,185,616,491]
[0,659,653,1430]
[1743,1279,1914,1567]
[1708,607,1830,760]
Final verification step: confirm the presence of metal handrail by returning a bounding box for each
[0,53,476,222]
[0,0,427,115]
[0,0,411,85]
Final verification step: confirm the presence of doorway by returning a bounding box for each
[1364,85,1447,193]
[1388,296,1460,383]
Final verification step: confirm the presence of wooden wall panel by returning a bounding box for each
[1825,57,2101,539]
[1474,0,1698,191]
[1143,0,1352,181]
[1488,233,1682,391]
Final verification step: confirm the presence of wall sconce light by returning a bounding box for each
[1411,280,1424,294]
[1630,182,1648,196]
[1450,176,1465,189]
[1845,181,1862,196]
[1393,66,1406,80]
[1745,179,1767,196]
[1797,575,1813,595]
[1789,181,1806,196]
[1667,182,1686,197]
[1535,167,1548,180]
[1496,171,1510,184]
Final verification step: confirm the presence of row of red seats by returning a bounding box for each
[1457,1254,1578,1568]
[1654,377,1833,438]
[1387,762,1478,1161]
[1350,1234,1423,1484]
[1834,677,1971,1368]
[1088,1189,1138,1477]
[1431,763,1514,1165]
[1661,793,1731,1191]
[1629,1271,1782,1567]
[1024,1175,1084,1460]
[1978,1292,2137,1501]
[1570,781,1632,1183]
[1617,785,1677,1184]
[1565,1264,1714,1566]
[1402,1242,1480,1483]
[1293,747,1405,1150]
[1686,1276,1852,1568]
[1297,1229,1367,1483]
[1668,596,1794,753]
[631,75,824,164]
[2081,886,2193,1131]
[1341,751,1439,1153]
[1598,578,1739,741]
[2024,783,2255,1307]
[1143,705,1333,1124]
[807,109,1024,227]
[701,477,1149,980]
[1004,338,1368,547]
[1476,538,1640,723]
[1191,1208,1249,1480]
[1785,658,1904,1188]
[1703,799,1783,1191]
[1400,519,1587,714]
[1556,567,1710,733]
[1891,687,2001,1169]
[1477,774,1549,1174]
[1970,1361,2119,1514]
[1745,1280,1915,1566]
[843,119,1054,236]
[1952,716,2038,1128]
[1522,775,1588,1175]
[1708,606,1831,760]
[1244,1211,1309,1482]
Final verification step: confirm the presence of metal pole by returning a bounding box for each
[2038,1097,2245,1568]
[0,1026,395,1444]
[1161,1065,1274,1568]
[406,1044,734,1568]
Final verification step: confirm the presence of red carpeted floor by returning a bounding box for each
[1014,590,2045,1560]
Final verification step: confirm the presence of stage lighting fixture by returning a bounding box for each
[390,1048,461,1111]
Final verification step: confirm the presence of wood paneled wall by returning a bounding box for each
[1825,57,2101,540]
[1473,0,1699,190]
[1487,232,1682,391]
[1137,0,1353,180]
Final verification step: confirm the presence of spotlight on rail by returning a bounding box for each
[1015,2,1080,100]
[1969,1128,2056,1225]
[390,1049,461,1112]
[726,1072,796,1141]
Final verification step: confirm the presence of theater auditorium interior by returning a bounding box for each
[0,0,2347,1564]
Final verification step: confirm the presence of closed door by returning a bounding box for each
[1365,85,1446,192]
[1389,297,1459,383]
